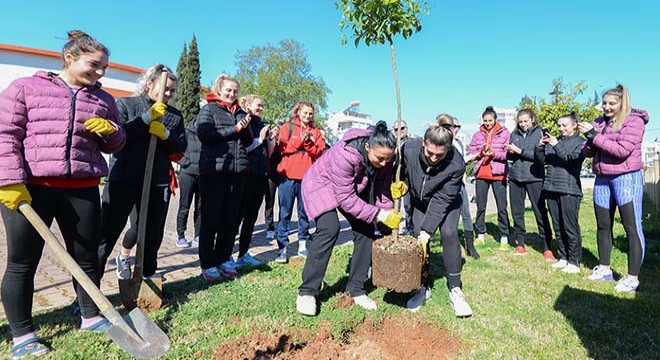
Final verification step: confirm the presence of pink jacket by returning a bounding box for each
[302,128,393,222]
[583,109,649,176]
[0,71,125,187]
[468,122,510,176]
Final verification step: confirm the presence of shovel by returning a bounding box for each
[18,202,170,359]
[119,71,169,311]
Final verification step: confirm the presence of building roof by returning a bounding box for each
[0,43,144,74]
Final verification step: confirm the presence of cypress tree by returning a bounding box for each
[174,42,188,113]
[183,35,201,125]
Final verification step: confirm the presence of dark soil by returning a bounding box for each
[213,315,463,360]
[372,235,423,292]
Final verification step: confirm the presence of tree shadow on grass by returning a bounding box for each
[555,285,660,360]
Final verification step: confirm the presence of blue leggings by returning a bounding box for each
[593,170,645,276]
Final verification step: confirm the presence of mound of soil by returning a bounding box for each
[213,315,462,360]
[372,235,423,293]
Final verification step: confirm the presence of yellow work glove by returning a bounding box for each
[0,183,32,210]
[417,231,431,260]
[146,102,167,122]
[376,210,402,230]
[390,181,408,199]
[149,121,169,140]
[84,118,116,135]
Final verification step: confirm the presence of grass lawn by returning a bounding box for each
[1,192,659,359]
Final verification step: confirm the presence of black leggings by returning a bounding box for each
[199,173,244,269]
[98,181,170,278]
[237,174,268,257]
[412,202,463,289]
[1,185,101,337]
[474,179,509,237]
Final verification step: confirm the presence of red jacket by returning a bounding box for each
[277,119,325,180]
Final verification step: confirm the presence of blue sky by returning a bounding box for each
[1,0,658,140]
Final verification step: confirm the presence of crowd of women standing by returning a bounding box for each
[0,30,650,358]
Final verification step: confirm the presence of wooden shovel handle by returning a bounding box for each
[133,71,169,280]
[18,202,115,315]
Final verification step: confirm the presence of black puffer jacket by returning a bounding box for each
[246,115,268,176]
[179,118,201,176]
[401,137,465,234]
[109,96,186,185]
[508,126,544,182]
[196,100,253,175]
[536,134,586,196]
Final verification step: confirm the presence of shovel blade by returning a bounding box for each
[118,278,139,311]
[137,276,163,312]
[106,308,170,359]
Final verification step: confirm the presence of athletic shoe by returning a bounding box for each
[561,263,580,274]
[406,286,432,312]
[176,238,191,248]
[297,249,308,259]
[475,234,486,245]
[296,295,317,316]
[588,265,614,281]
[201,267,222,281]
[236,253,262,267]
[449,287,473,318]
[266,230,275,240]
[499,236,509,250]
[543,250,557,262]
[192,236,199,245]
[614,275,639,293]
[513,246,527,256]
[551,259,568,269]
[353,295,377,311]
[274,249,288,264]
[218,261,239,278]
[115,254,132,280]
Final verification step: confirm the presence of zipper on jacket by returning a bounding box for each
[64,85,84,177]
[420,167,430,199]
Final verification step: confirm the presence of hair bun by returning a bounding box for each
[374,120,388,132]
[485,106,494,111]
[67,30,90,41]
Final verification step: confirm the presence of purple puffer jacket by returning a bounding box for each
[583,109,649,176]
[302,128,394,223]
[0,71,125,187]
[468,123,510,176]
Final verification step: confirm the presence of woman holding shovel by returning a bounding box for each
[296,121,401,316]
[0,31,126,357]
[400,119,473,317]
[98,64,186,282]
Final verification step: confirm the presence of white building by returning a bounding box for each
[0,43,143,97]
[642,140,660,165]
[326,101,373,144]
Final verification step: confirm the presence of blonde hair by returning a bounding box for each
[211,74,240,95]
[603,84,631,131]
[133,63,177,101]
[239,94,263,112]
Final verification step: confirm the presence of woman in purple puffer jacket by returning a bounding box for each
[296,121,400,316]
[580,84,649,293]
[0,31,125,357]
[467,106,511,248]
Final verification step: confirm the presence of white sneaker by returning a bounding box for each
[551,259,568,269]
[296,295,317,316]
[476,233,485,245]
[588,265,614,281]
[406,286,432,312]
[614,275,639,293]
[266,230,275,240]
[353,295,377,311]
[274,249,288,264]
[561,263,580,274]
[449,287,473,318]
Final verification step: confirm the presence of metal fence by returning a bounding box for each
[644,159,660,211]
